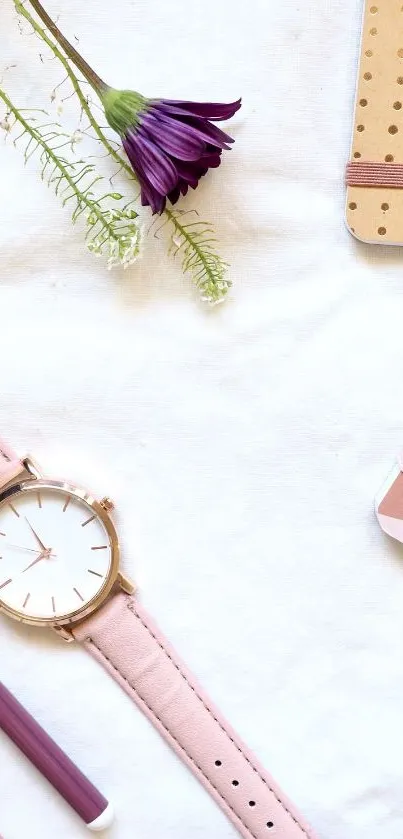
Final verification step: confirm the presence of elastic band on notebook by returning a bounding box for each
[346,160,403,188]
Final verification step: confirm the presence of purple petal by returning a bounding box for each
[168,185,181,204]
[123,131,178,195]
[139,110,205,161]
[199,152,222,169]
[168,179,191,205]
[139,176,166,213]
[140,178,165,213]
[181,116,235,149]
[173,153,222,185]
[122,136,168,213]
[150,191,166,213]
[172,161,200,189]
[157,98,242,122]
[147,108,232,152]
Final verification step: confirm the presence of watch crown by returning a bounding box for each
[100,496,115,512]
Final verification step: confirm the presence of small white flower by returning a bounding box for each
[0,117,11,133]
[106,225,142,270]
[87,236,103,257]
[71,129,83,145]
[87,201,142,270]
[200,276,231,305]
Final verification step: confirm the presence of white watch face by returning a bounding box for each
[0,485,113,622]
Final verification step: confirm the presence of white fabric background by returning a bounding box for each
[2,1,403,838]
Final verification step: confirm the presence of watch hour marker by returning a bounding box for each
[0,532,5,537]
[82,515,96,528]
[73,587,84,602]
[23,593,31,609]
[51,596,56,614]
[88,569,103,578]
[0,579,12,590]
[63,496,71,513]
[9,504,19,517]
[91,545,108,551]
[37,492,42,509]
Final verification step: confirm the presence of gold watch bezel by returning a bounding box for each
[0,477,120,629]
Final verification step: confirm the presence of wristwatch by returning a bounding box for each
[0,439,316,839]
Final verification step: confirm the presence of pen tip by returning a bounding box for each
[87,803,114,831]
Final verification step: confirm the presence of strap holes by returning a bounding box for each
[381,203,389,211]
[232,779,239,787]
[249,800,256,807]
[267,822,274,829]
[363,72,372,81]
[354,152,362,158]
[215,760,222,766]
[385,154,394,161]
[389,125,399,134]
[349,202,357,210]
[378,227,387,235]
[359,98,368,106]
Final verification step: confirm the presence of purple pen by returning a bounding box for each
[0,682,113,831]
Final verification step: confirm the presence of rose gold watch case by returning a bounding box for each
[0,474,120,629]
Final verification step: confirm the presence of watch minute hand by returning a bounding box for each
[24,517,48,552]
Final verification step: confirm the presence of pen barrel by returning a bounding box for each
[0,682,108,826]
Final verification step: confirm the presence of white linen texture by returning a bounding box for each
[1,1,403,838]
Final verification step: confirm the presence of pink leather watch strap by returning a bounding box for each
[0,438,24,490]
[73,593,316,839]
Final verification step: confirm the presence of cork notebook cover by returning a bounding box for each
[346,2,403,245]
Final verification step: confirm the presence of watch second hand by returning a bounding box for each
[4,542,56,556]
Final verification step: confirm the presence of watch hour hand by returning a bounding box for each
[22,549,51,573]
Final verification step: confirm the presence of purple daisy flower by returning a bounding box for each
[102,90,241,214]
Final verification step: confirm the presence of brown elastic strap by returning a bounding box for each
[346,161,403,188]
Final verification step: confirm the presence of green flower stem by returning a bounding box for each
[15,2,125,170]
[0,87,118,241]
[164,207,225,287]
[27,0,106,94]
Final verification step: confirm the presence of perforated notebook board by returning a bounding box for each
[346,2,403,245]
